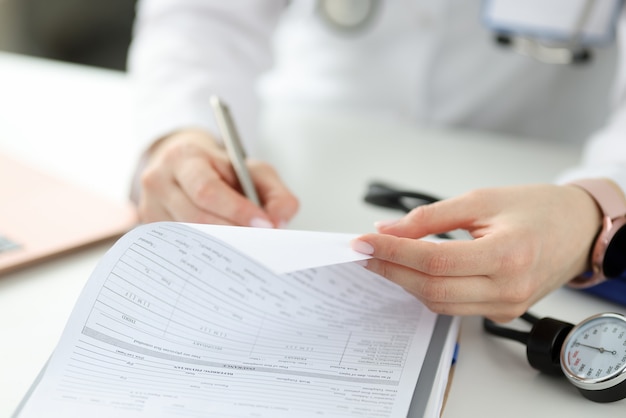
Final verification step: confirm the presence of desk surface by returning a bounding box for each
[0,52,624,417]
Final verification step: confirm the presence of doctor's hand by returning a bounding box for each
[351,184,602,323]
[131,129,299,227]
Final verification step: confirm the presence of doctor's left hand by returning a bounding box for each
[351,184,602,323]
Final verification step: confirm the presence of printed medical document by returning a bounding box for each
[15,222,452,418]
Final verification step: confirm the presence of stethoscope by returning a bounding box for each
[318,0,622,65]
[363,181,626,402]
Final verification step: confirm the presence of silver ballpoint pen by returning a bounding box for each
[210,95,261,206]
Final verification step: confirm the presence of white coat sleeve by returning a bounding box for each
[127,0,287,154]
[557,9,626,195]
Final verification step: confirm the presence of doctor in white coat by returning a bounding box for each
[127,0,626,321]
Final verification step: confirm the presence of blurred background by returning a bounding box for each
[0,0,136,71]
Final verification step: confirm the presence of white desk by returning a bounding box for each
[0,52,624,417]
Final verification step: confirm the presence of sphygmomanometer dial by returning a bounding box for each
[560,312,626,403]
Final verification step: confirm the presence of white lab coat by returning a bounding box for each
[128,0,626,192]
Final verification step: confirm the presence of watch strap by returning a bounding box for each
[569,178,626,288]
[570,178,626,220]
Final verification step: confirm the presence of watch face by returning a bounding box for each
[603,220,626,278]
[560,313,626,390]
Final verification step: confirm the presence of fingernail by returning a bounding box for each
[351,239,374,255]
[374,219,399,229]
[249,217,274,228]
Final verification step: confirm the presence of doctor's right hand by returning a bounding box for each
[131,129,299,227]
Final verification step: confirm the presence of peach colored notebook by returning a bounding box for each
[0,153,138,275]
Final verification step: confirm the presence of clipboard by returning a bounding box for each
[408,315,461,417]
[482,0,623,46]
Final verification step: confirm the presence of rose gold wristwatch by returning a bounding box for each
[569,179,626,288]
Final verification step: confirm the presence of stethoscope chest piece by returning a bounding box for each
[318,0,379,33]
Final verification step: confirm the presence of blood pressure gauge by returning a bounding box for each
[560,313,626,403]
[484,311,626,402]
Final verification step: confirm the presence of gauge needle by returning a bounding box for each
[576,342,617,355]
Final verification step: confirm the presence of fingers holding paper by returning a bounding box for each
[134,129,299,227]
[351,185,601,322]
